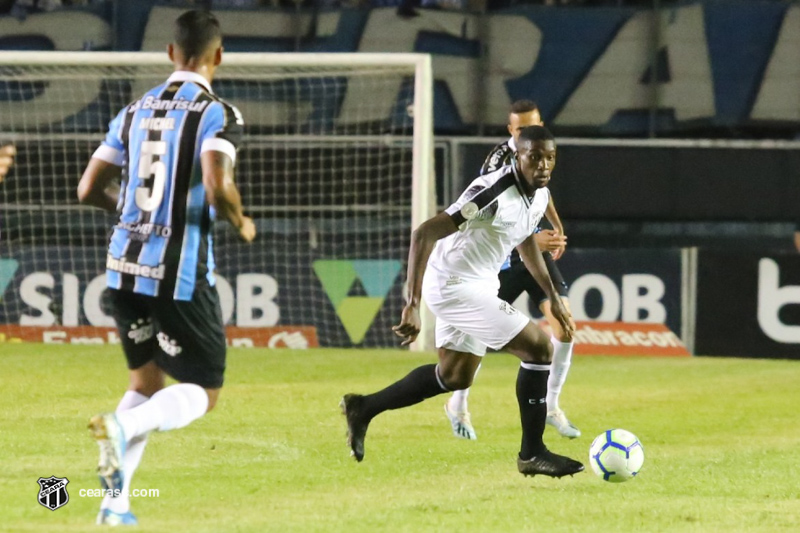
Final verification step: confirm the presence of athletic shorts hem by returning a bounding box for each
[108,288,226,390]
[485,314,530,350]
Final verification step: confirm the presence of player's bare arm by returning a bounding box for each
[392,212,458,345]
[517,234,574,339]
[534,196,567,258]
[541,195,567,260]
[201,150,255,242]
[77,158,122,212]
[0,144,15,183]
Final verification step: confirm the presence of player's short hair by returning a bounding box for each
[518,125,555,144]
[174,10,222,61]
[510,99,539,115]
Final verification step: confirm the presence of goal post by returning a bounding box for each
[0,51,436,350]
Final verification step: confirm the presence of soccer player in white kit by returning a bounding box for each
[341,126,584,478]
[445,100,580,441]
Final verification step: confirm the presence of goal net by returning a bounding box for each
[0,52,434,350]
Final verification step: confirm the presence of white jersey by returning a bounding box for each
[428,163,549,284]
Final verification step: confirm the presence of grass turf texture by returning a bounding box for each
[1,345,799,532]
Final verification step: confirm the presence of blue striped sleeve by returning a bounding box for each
[92,107,128,166]
[199,100,244,164]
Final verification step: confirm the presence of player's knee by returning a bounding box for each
[445,375,473,391]
[129,382,163,398]
[522,339,553,364]
[131,386,155,398]
[438,367,473,391]
[128,362,165,397]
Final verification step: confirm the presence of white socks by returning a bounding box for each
[102,391,149,513]
[449,387,470,413]
[546,336,573,412]
[447,363,482,413]
[116,384,209,442]
[446,339,573,415]
[102,384,208,515]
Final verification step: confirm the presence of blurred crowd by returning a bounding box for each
[0,0,687,14]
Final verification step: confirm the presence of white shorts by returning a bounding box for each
[422,269,529,356]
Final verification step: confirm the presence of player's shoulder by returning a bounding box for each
[463,165,518,204]
[489,139,511,156]
[480,140,513,175]
[489,139,512,156]
[481,163,516,187]
[465,164,511,191]
[205,94,244,125]
[206,93,237,110]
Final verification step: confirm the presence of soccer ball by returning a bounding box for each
[589,429,644,483]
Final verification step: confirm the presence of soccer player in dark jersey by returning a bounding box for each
[0,144,15,182]
[444,100,580,441]
[341,126,584,479]
[77,10,254,526]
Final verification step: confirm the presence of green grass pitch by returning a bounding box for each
[1,344,799,532]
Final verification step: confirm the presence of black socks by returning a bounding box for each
[360,364,449,421]
[516,363,550,460]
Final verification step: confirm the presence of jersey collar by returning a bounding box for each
[167,71,214,93]
[508,135,516,152]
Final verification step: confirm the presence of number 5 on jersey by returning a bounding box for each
[136,140,167,212]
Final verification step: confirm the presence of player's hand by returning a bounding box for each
[392,304,421,346]
[237,216,256,242]
[534,230,567,256]
[0,144,16,183]
[551,239,567,261]
[549,296,575,342]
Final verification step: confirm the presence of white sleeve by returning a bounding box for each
[445,176,491,224]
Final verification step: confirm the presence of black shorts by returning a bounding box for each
[108,287,227,389]
[497,252,569,308]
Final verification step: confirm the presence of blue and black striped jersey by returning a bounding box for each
[93,71,243,301]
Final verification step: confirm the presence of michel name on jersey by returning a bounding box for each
[106,255,165,280]
[138,117,176,131]
[129,95,210,114]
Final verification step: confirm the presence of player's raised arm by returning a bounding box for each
[392,212,458,345]
[200,150,254,242]
[544,195,563,235]
[77,157,122,212]
[517,233,574,340]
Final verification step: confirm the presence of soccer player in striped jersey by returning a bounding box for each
[77,10,254,526]
[0,144,15,182]
[445,100,580,441]
[342,126,584,479]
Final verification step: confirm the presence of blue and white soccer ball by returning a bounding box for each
[589,429,644,483]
